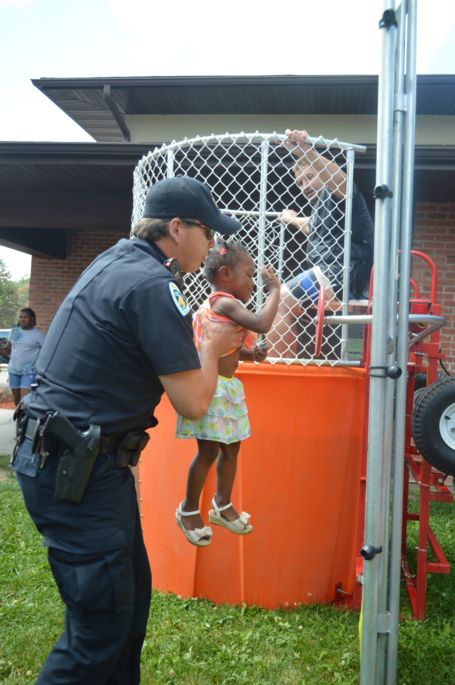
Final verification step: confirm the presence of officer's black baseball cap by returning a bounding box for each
[142,176,242,235]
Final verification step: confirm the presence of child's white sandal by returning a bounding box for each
[208,496,253,535]
[176,503,213,547]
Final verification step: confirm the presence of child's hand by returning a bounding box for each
[253,342,268,363]
[261,266,280,293]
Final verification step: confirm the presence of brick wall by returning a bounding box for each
[29,229,127,330]
[412,202,455,372]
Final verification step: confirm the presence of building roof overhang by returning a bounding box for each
[31,74,455,142]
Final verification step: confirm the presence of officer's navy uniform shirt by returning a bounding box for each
[25,238,200,433]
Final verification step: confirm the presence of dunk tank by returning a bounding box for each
[132,132,371,609]
[132,126,454,627]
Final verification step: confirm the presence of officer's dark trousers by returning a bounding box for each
[15,444,152,685]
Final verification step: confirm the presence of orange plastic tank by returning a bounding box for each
[138,363,366,609]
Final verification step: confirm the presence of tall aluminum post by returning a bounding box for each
[360,2,418,683]
[359,2,397,683]
[376,3,407,681]
[387,1,418,682]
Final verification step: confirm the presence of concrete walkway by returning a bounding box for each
[0,408,16,456]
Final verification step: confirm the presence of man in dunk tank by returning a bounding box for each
[267,128,374,360]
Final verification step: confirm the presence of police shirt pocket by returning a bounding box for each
[48,547,134,615]
[11,438,41,478]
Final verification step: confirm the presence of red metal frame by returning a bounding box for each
[401,291,451,619]
[346,250,452,619]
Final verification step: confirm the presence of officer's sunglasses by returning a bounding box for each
[181,218,215,242]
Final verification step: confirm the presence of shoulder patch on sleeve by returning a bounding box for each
[169,282,191,316]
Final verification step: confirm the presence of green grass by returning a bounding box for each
[1,461,455,684]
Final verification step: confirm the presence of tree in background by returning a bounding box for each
[16,276,31,310]
[0,259,30,328]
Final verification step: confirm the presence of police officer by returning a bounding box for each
[12,176,244,685]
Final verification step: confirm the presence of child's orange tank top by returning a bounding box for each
[193,291,257,357]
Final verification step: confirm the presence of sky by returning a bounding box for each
[0,0,454,279]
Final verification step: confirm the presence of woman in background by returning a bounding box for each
[2,308,45,405]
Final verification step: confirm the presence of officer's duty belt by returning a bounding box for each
[99,432,130,456]
[22,416,138,466]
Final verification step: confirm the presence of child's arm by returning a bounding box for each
[213,267,280,335]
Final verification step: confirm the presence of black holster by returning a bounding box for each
[54,440,99,503]
[40,412,101,504]
[114,430,150,468]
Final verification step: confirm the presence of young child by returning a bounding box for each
[175,240,280,547]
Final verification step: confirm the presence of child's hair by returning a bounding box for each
[204,240,249,285]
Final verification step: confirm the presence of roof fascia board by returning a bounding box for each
[0,141,156,163]
[32,74,455,89]
[1,141,455,170]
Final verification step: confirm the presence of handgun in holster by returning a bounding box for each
[41,412,101,504]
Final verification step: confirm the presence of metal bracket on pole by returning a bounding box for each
[373,184,394,200]
[379,9,398,29]
[369,364,402,379]
[360,544,383,561]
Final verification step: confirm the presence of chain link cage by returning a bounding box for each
[132,132,367,366]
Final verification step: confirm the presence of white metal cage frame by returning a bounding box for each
[132,132,367,366]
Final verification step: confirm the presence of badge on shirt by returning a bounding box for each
[169,282,190,316]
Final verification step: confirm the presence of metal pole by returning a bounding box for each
[376,4,407,680]
[256,139,270,309]
[341,149,355,360]
[278,224,286,281]
[360,2,397,683]
[387,1,418,682]
[167,147,175,178]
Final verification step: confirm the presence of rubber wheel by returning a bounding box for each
[413,386,428,409]
[411,377,455,475]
